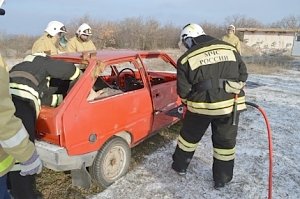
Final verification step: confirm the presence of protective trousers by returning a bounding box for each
[0,175,11,199]
[8,96,39,199]
[172,110,239,184]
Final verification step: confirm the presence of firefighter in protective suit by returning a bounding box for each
[0,3,42,199]
[66,23,96,52]
[32,20,68,55]
[172,23,248,189]
[1,56,43,199]
[222,25,242,54]
[8,53,81,199]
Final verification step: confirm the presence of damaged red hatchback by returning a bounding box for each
[35,50,182,188]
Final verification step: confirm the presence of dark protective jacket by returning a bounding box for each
[9,54,81,117]
[177,35,248,116]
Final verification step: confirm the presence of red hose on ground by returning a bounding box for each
[245,102,273,199]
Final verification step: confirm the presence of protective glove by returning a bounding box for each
[51,94,64,107]
[225,81,246,94]
[20,150,43,176]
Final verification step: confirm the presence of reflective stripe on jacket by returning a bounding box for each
[177,35,248,116]
[9,82,41,117]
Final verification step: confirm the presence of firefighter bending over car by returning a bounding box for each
[7,53,81,198]
[172,23,248,189]
[66,23,96,53]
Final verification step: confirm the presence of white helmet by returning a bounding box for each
[179,23,205,49]
[0,0,5,16]
[45,21,67,37]
[76,23,92,36]
[180,23,205,41]
[227,24,236,32]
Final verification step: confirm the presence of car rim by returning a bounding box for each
[103,145,126,181]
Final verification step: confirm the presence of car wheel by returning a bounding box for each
[90,137,131,188]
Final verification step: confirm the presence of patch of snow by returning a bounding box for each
[88,69,300,199]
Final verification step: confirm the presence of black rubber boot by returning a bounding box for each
[171,162,186,176]
[214,181,225,190]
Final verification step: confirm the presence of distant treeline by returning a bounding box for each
[1,15,299,58]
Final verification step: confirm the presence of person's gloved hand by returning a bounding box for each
[225,81,246,94]
[20,150,43,176]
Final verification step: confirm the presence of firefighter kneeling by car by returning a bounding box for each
[7,53,81,199]
[172,23,248,190]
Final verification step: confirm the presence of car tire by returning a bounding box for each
[90,137,131,188]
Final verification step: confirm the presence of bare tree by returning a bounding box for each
[200,21,224,39]
[0,34,36,57]
[270,15,300,29]
[116,17,145,49]
[114,17,179,50]
[143,19,160,49]
[5,14,300,56]
[224,15,264,28]
[94,21,118,48]
[158,23,180,49]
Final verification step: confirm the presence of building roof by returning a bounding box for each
[236,28,299,33]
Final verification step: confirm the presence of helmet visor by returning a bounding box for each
[60,26,67,33]
[82,29,92,36]
[178,37,190,52]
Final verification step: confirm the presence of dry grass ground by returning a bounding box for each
[36,123,182,199]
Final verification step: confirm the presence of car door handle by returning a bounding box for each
[152,90,160,98]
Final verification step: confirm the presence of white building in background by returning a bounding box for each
[236,28,300,56]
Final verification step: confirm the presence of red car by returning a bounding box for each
[35,50,182,188]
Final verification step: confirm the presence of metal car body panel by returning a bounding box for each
[36,50,181,170]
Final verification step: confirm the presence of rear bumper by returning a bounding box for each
[35,140,97,171]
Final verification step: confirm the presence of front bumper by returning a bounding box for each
[35,140,97,171]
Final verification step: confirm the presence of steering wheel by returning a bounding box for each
[116,68,136,89]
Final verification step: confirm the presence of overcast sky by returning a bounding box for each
[1,0,299,35]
